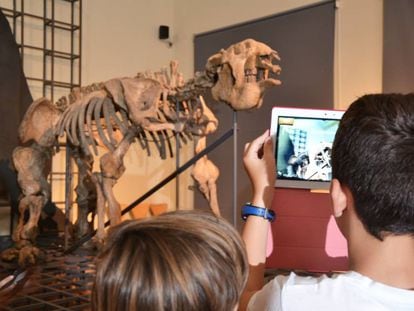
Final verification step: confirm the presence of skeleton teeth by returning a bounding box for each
[244,68,270,82]
[246,75,256,83]
[244,73,257,83]
[245,69,259,83]
[256,69,264,81]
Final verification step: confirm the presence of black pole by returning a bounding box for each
[65,128,233,253]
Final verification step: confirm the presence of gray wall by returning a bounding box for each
[383,0,414,93]
[193,1,335,226]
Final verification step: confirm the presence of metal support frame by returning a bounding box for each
[233,110,238,226]
[64,143,73,250]
[175,100,180,210]
[1,0,82,101]
[1,0,82,252]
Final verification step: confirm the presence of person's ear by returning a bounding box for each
[330,178,348,218]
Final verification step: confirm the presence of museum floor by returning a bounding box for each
[0,234,324,310]
[0,235,95,310]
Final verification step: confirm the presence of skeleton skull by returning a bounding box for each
[206,38,281,110]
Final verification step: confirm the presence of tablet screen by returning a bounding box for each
[270,107,344,189]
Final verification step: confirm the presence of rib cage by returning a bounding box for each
[53,69,201,160]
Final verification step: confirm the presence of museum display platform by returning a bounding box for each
[0,235,95,310]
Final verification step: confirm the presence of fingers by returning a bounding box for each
[251,130,269,150]
[0,275,14,289]
[263,136,274,158]
[245,130,269,155]
[244,141,250,153]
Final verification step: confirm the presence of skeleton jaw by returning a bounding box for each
[208,39,281,110]
[211,62,281,111]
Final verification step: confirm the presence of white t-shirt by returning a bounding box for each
[247,271,414,311]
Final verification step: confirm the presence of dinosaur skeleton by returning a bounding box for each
[2,39,281,266]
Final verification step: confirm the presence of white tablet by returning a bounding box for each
[270,107,344,190]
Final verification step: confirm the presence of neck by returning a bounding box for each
[173,72,213,102]
[348,231,414,289]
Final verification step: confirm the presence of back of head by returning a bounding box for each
[332,93,414,239]
[92,210,248,311]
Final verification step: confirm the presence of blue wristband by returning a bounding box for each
[241,203,276,222]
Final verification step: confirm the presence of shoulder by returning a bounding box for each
[247,271,357,311]
[247,273,289,311]
[248,271,414,311]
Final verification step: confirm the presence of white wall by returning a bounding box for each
[334,0,383,108]
[82,0,174,83]
[81,0,193,216]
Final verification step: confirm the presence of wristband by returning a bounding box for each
[241,203,276,222]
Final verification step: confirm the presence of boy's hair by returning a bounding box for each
[332,93,414,239]
[91,210,248,311]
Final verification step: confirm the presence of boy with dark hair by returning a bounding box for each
[240,94,414,310]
